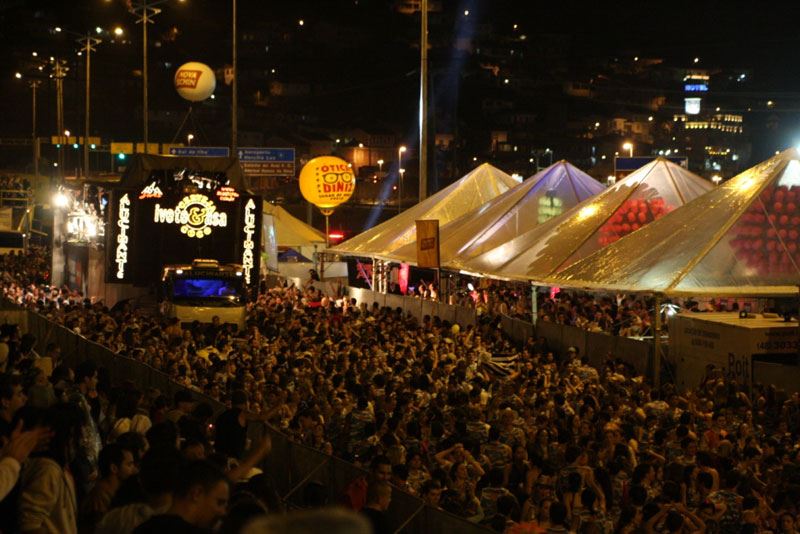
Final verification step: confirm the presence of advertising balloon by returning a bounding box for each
[298,156,356,209]
[174,62,216,102]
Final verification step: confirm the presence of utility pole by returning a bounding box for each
[419,0,429,201]
[30,80,41,181]
[78,34,101,178]
[231,0,238,152]
[131,2,161,154]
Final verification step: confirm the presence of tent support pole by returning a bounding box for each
[531,283,538,326]
[371,257,377,292]
[654,293,663,390]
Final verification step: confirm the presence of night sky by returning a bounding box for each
[2,1,800,137]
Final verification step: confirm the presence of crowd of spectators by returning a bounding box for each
[1,247,800,533]
[0,175,31,206]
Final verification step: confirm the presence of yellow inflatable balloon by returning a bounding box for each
[298,156,356,209]
[174,62,216,102]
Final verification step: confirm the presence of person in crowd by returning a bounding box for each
[0,373,27,439]
[80,442,138,530]
[361,480,392,533]
[344,454,393,512]
[18,403,83,534]
[132,459,229,533]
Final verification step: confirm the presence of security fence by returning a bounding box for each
[347,287,655,380]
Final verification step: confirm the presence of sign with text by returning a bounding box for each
[238,147,295,177]
[106,182,261,287]
[169,146,230,157]
[416,219,440,268]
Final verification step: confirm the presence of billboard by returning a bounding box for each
[106,173,261,287]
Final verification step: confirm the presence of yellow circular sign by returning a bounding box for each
[298,156,356,209]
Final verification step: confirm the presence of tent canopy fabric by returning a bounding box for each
[455,157,713,281]
[543,149,800,296]
[329,163,518,257]
[384,160,604,266]
[263,202,326,248]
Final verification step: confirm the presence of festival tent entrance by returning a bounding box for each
[542,149,800,296]
[329,163,518,257]
[382,160,605,266]
[454,157,713,281]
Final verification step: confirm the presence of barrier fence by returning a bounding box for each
[10,304,489,534]
[348,287,655,380]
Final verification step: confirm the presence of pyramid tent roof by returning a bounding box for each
[329,163,518,257]
[383,160,604,265]
[263,202,326,247]
[543,149,800,296]
[455,157,713,280]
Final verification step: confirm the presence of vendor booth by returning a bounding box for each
[670,313,799,391]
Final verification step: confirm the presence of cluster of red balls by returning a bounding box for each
[598,197,672,246]
[730,185,800,276]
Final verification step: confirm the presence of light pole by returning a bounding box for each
[231,0,238,152]
[53,59,68,179]
[419,0,429,201]
[187,133,194,146]
[398,168,406,213]
[130,1,167,154]
[622,142,634,157]
[377,159,384,174]
[398,146,406,212]
[26,80,41,181]
[78,34,101,179]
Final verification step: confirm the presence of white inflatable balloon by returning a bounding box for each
[174,62,216,102]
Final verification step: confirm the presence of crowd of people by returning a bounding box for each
[1,247,800,534]
[0,175,31,206]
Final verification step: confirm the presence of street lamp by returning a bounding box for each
[187,133,194,145]
[398,146,407,212]
[622,142,634,157]
[711,175,722,185]
[77,33,101,179]
[129,0,178,153]
[377,159,384,173]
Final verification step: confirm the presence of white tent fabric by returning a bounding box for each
[263,202,326,247]
[544,149,800,296]
[384,160,604,265]
[329,163,518,257]
[455,157,713,280]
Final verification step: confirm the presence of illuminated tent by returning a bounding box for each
[329,163,518,257]
[456,157,713,280]
[263,202,325,248]
[384,160,604,265]
[543,149,800,296]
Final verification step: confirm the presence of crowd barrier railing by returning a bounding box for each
[14,305,490,533]
[347,286,654,380]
